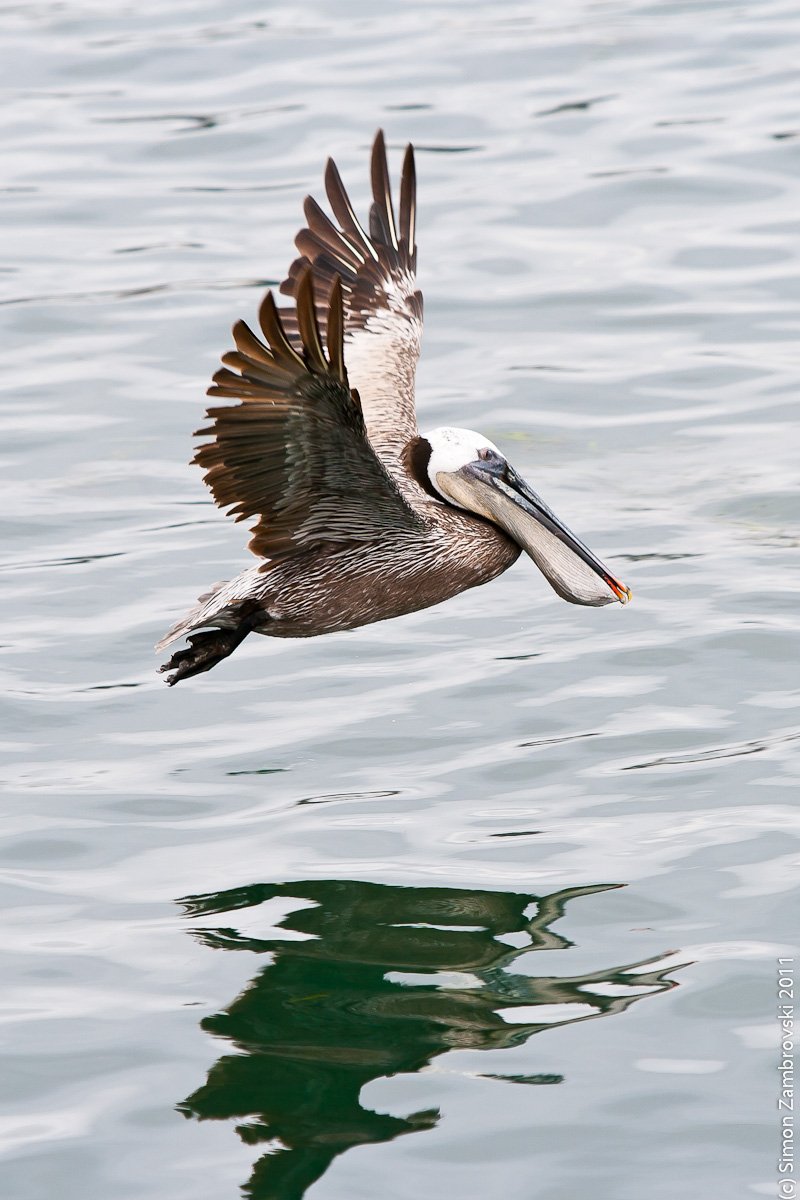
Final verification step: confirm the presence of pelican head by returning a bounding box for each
[424,427,631,607]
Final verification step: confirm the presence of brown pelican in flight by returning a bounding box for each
[157,132,630,685]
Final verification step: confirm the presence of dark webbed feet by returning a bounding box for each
[159,626,250,686]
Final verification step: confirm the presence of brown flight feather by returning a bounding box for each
[279,130,423,460]
[194,265,422,565]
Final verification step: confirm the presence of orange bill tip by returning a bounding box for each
[607,577,632,605]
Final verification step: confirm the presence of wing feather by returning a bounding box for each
[257,292,306,371]
[369,128,399,253]
[280,130,423,464]
[294,268,328,373]
[324,157,379,262]
[399,144,416,260]
[195,268,423,564]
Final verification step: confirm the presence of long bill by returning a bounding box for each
[438,463,632,608]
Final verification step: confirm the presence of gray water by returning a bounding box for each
[2,2,799,1197]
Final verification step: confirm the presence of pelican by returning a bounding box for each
[157,132,630,685]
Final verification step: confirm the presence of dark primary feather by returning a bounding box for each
[280,130,423,460]
[194,270,423,564]
[369,128,399,252]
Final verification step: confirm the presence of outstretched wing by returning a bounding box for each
[280,130,423,465]
[196,268,424,564]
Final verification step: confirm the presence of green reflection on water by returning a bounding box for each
[178,880,683,1199]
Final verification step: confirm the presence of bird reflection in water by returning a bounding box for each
[178,879,684,1199]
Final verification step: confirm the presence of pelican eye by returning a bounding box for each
[476,446,507,477]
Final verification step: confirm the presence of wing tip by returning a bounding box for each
[370,128,398,252]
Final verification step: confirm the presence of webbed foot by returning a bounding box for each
[159,626,249,685]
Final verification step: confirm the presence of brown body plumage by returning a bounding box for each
[157,132,629,684]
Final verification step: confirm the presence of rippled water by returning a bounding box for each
[3,2,799,1197]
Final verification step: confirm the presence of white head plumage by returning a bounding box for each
[424,427,502,505]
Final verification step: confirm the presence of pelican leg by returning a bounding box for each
[159,623,253,686]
